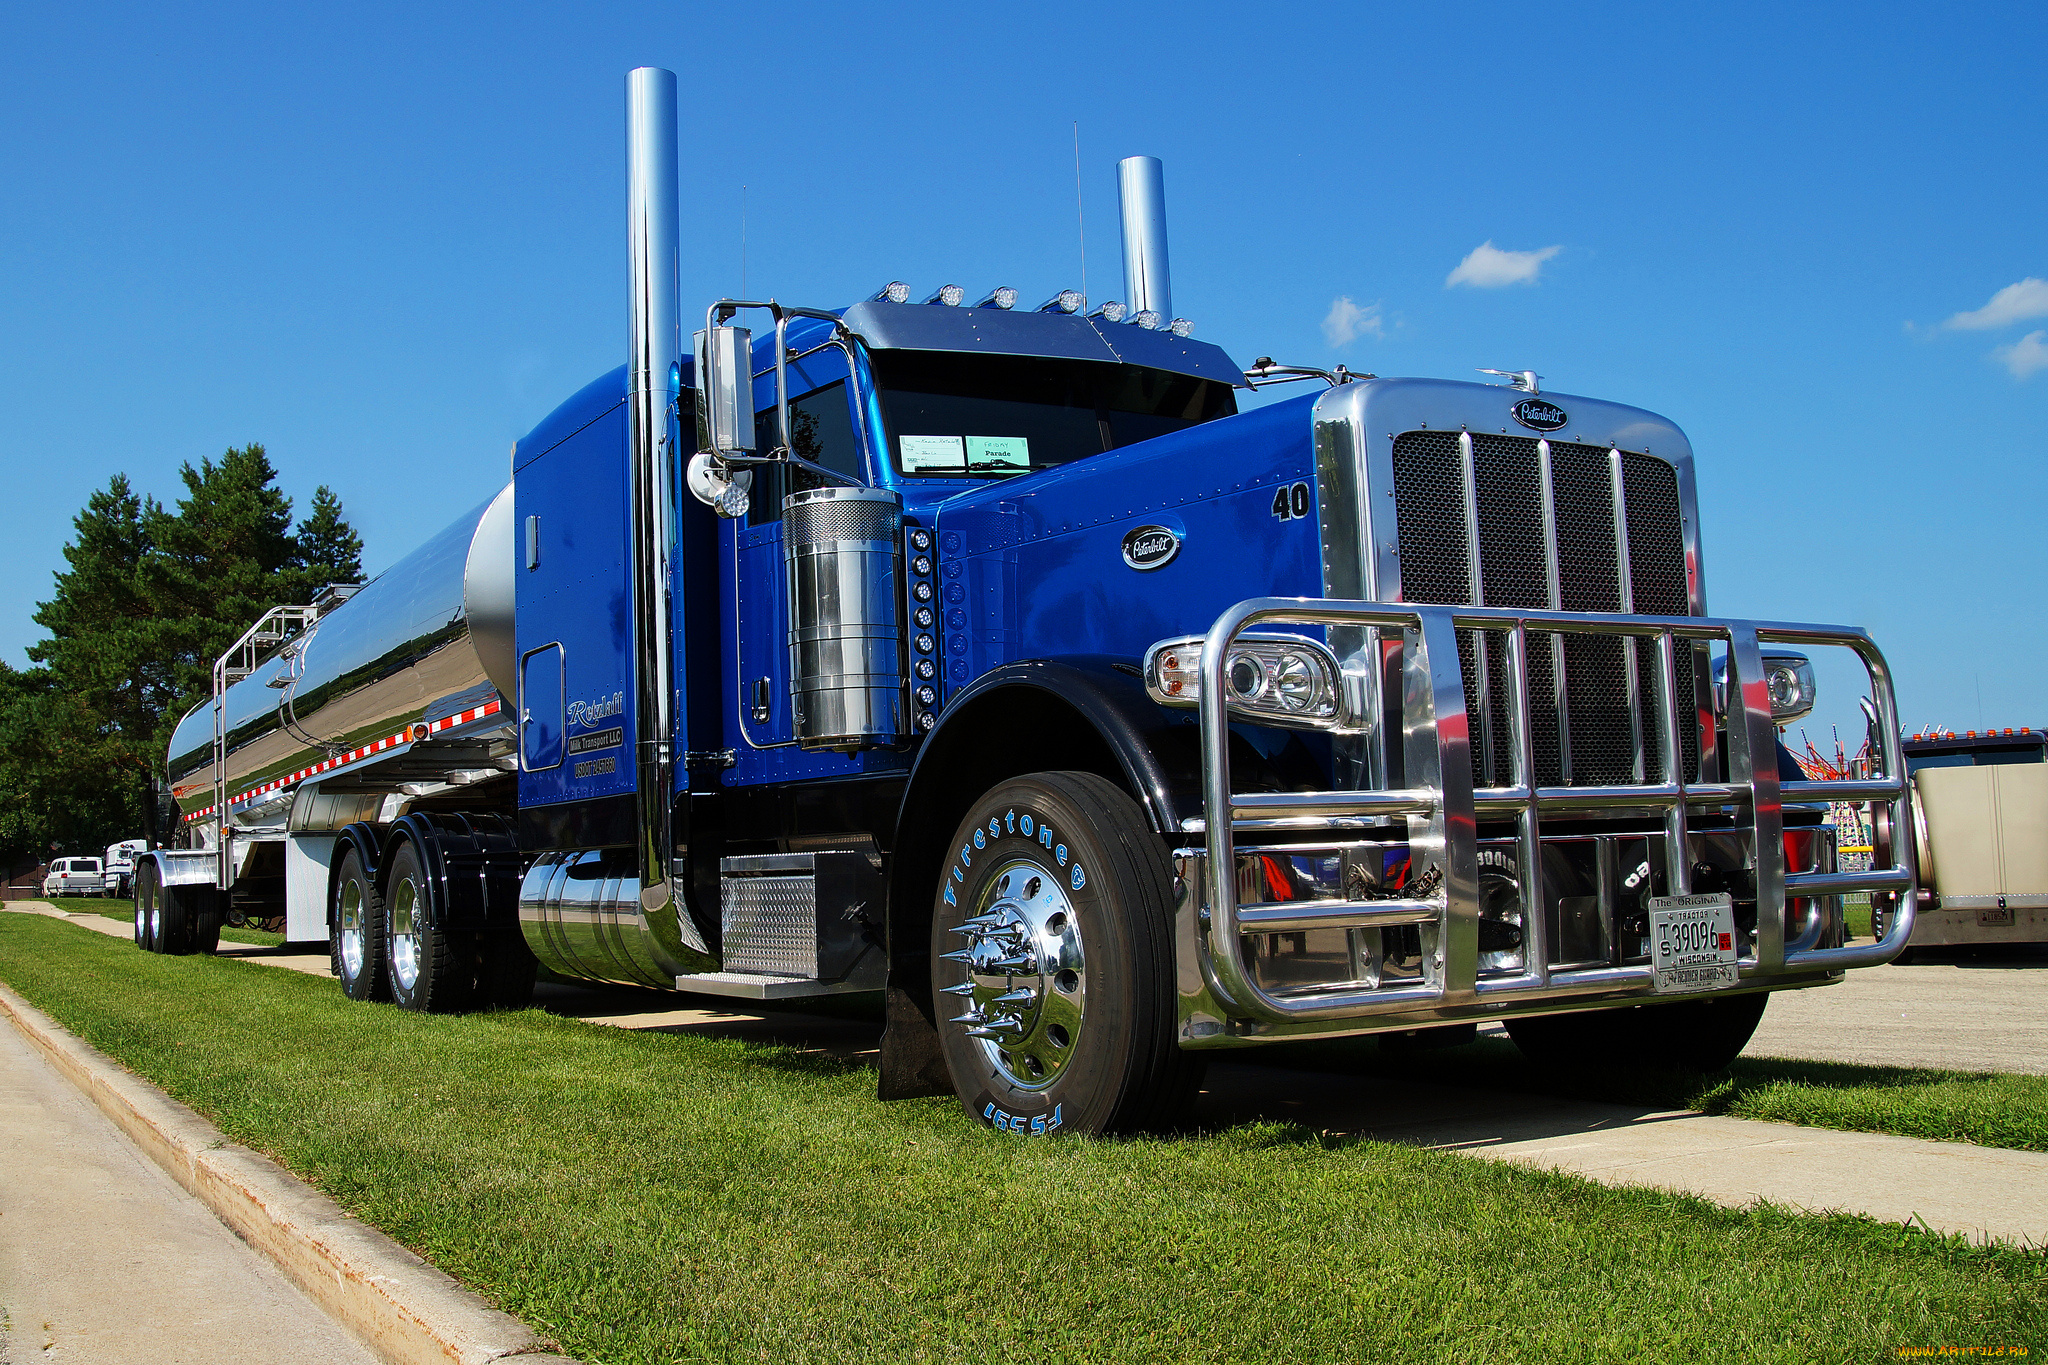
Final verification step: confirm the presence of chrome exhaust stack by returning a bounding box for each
[1116,155,1171,326]
[626,67,680,913]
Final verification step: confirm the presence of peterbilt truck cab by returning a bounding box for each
[140,68,1918,1136]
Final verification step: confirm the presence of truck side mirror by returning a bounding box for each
[689,326,756,517]
[695,326,754,456]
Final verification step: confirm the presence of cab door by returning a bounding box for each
[725,370,867,759]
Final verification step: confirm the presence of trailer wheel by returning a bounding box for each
[930,771,1199,1136]
[189,895,221,956]
[155,877,194,954]
[333,849,389,1001]
[133,863,155,950]
[383,841,474,1014]
[1505,991,1770,1073]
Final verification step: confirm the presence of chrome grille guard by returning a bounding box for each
[1189,599,1916,1025]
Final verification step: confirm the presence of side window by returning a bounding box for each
[520,643,565,771]
[748,381,860,526]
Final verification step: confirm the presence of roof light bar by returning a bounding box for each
[976,286,1018,310]
[923,284,964,307]
[1038,289,1086,314]
[872,281,911,304]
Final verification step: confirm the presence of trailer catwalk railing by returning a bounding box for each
[210,604,318,890]
[1189,599,1916,1025]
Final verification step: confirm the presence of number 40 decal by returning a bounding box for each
[1271,481,1312,521]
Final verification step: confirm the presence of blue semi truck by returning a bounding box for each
[136,69,1920,1134]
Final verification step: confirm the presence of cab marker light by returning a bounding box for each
[975,286,1018,310]
[872,281,911,303]
[923,284,964,306]
[1038,290,1086,314]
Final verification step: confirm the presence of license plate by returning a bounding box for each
[1648,892,1740,995]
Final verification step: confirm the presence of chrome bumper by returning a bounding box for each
[1176,599,1917,1045]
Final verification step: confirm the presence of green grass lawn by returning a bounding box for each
[0,914,2040,1363]
[54,897,286,947]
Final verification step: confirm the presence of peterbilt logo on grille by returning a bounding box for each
[1121,525,1181,571]
[1512,398,1569,432]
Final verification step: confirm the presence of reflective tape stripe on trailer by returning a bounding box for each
[183,698,505,822]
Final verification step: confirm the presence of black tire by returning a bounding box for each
[189,894,221,956]
[930,771,1200,1136]
[332,849,390,1002]
[156,878,193,955]
[133,863,154,950]
[383,841,475,1014]
[478,929,538,1009]
[1506,991,1770,1073]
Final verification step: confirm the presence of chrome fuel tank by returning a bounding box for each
[167,485,517,819]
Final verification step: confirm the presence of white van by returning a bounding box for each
[103,839,147,899]
[42,857,106,898]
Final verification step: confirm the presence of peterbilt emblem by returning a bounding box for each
[1512,398,1569,432]
[1121,525,1181,571]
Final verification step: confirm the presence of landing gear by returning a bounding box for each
[930,771,1200,1135]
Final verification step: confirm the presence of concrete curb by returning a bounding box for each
[0,979,583,1365]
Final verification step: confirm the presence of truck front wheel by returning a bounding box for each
[930,771,1200,1136]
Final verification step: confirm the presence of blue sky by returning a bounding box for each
[3,0,2042,753]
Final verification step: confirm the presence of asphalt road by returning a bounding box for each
[1747,944,2048,1075]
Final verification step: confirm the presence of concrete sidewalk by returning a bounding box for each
[14,904,2048,1245]
[0,986,381,1365]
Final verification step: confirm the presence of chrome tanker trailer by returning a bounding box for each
[133,68,1919,1134]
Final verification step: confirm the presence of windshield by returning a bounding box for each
[873,352,1236,479]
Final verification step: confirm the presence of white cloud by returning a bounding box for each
[1445,240,1562,289]
[1943,278,2048,331]
[1994,330,2048,379]
[1323,296,1384,346]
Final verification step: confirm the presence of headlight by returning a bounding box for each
[1713,651,1816,726]
[1144,633,1350,730]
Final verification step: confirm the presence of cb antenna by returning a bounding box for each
[1074,121,1086,304]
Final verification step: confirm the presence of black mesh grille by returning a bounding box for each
[1620,453,1698,783]
[1389,431,1699,790]
[1390,433,1467,602]
[1471,435,1557,787]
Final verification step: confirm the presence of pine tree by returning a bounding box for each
[288,484,365,602]
[141,444,322,742]
[1,444,366,862]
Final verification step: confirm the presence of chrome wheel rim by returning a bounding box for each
[338,881,365,979]
[389,878,422,992]
[147,899,160,944]
[134,894,145,942]
[941,857,1086,1091]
